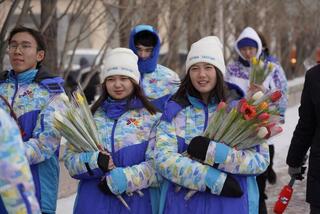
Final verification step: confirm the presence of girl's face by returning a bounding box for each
[189,62,217,102]
[105,75,134,100]
[239,46,257,61]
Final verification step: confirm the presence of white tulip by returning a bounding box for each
[257,127,269,139]
[252,91,264,101]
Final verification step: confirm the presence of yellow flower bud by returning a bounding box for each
[75,92,84,104]
[258,102,269,110]
[251,57,258,65]
[268,62,274,71]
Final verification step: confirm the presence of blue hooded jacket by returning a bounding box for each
[129,25,180,112]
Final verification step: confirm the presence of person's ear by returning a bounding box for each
[36,50,45,62]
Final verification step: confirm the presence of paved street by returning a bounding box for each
[265,104,309,214]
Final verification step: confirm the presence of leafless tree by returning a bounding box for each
[1,0,320,80]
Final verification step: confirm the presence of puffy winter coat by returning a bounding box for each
[0,108,40,214]
[63,99,161,214]
[0,68,65,213]
[154,94,269,214]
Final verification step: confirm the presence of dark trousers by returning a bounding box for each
[257,145,275,214]
[310,205,320,214]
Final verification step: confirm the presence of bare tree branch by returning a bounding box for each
[40,2,57,33]
[28,6,40,29]
[0,0,21,70]
[15,0,31,27]
[57,0,75,20]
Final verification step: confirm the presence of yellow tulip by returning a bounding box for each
[75,92,84,104]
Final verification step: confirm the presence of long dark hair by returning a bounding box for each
[91,78,157,115]
[172,66,227,103]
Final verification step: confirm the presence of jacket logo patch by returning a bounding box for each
[19,90,33,98]
[149,78,157,84]
[126,118,140,126]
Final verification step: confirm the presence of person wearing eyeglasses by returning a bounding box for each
[0,26,66,214]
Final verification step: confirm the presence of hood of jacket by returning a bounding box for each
[235,27,262,61]
[129,24,160,74]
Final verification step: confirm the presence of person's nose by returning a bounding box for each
[198,67,206,77]
[244,50,252,59]
[139,50,149,59]
[114,79,121,87]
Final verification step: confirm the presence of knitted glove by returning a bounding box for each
[98,177,113,195]
[220,175,243,197]
[205,167,243,197]
[187,136,211,161]
[97,152,110,173]
[188,136,231,165]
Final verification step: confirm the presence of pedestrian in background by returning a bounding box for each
[129,24,180,111]
[286,64,320,214]
[225,27,288,213]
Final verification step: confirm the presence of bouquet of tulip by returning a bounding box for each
[53,88,131,210]
[249,57,274,85]
[203,89,283,150]
[179,89,283,200]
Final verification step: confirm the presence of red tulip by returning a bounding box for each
[270,90,282,102]
[258,112,270,121]
[242,104,257,120]
[217,101,227,111]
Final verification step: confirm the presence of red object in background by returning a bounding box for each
[316,47,320,64]
[274,178,295,214]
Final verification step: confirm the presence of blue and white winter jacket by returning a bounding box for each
[0,108,40,214]
[154,92,269,214]
[0,68,65,213]
[129,25,180,111]
[63,98,161,214]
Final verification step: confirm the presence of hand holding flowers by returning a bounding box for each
[249,57,274,85]
[203,89,283,150]
[179,89,283,200]
[53,88,130,210]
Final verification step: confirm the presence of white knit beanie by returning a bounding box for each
[186,36,226,75]
[101,48,140,83]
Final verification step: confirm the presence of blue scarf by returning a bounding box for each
[129,25,160,74]
[8,69,38,84]
[102,97,143,120]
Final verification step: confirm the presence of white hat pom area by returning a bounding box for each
[101,47,140,83]
[186,36,226,75]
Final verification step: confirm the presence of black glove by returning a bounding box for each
[267,167,277,184]
[97,152,110,173]
[220,175,243,197]
[187,136,211,161]
[288,166,307,180]
[98,177,113,195]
